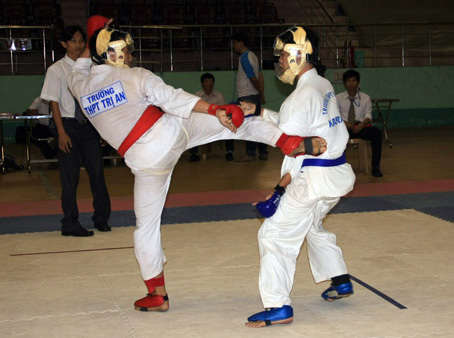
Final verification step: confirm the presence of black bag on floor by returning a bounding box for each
[1,155,24,172]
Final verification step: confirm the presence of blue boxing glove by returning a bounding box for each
[256,185,285,218]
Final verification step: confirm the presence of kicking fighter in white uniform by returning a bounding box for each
[245,26,356,328]
[69,22,327,313]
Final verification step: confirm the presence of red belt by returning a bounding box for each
[118,105,164,157]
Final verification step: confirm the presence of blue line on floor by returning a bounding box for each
[1,191,453,235]
[349,274,407,309]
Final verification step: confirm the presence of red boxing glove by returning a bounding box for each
[218,104,245,128]
[207,104,245,128]
[207,104,220,116]
[87,15,109,40]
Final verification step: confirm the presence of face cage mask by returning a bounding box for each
[96,29,135,68]
[273,28,314,85]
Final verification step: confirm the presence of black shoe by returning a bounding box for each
[94,223,112,232]
[225,152,233,161]
[62,227,94,237]
[372,167,383,177]
[189,153,200,162]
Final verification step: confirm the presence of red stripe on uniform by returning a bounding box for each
[118,105,164,157]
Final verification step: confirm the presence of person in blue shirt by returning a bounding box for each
[232,32,268,161]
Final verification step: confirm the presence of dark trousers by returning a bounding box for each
[238,94,268,156]
[349,126,382,168]
[58,118,111,232]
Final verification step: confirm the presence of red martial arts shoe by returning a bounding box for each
[134,275,169,312]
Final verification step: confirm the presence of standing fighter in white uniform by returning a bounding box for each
[245,26,356,328]
[69,23,327,313]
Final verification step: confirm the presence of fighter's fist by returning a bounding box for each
[255,186,285,218]
[207,104,245,128]
[218,105,244,128]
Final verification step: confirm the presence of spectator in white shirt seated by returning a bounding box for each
[336,69,383,177]
[188,73,230,162]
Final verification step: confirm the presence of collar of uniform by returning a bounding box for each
[296,67,317,87]
[91,64,111,74]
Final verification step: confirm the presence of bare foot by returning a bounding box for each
[245,317,293,328]
[288,136,327,157]
[239,101,257,116]
[144,299,169,312]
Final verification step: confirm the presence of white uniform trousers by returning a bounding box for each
[131,113,283,280]
[257,173,349,308]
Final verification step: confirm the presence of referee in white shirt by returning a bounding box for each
[41,25,111,236]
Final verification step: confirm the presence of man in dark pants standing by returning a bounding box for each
[41,25,111,236]
[336,69,383,177]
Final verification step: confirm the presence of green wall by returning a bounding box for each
[1,66,454,142]
[163,66,454,129]
[329,67,454,128]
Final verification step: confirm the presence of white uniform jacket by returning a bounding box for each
[69,58,200,172]
[263,68,355,199]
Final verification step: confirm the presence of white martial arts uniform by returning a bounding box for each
[69,58,283,280]
[259,68,356,308]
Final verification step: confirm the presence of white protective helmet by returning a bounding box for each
[91,28,135,68]
[273,26,320,84]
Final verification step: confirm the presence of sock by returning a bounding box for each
[144,275,165,294]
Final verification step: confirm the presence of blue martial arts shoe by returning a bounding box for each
[247,305,294,326]
[321,282,353,301]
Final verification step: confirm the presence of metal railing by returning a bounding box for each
[0,25,56,75]
[1,22,454,75]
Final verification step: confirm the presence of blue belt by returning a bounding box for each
[301,154,346,168]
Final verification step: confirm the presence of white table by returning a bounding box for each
[371,98,399,148]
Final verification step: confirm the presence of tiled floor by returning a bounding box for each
[1,127,453,337]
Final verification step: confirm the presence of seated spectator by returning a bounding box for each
[336,69,383,177]
[189,73,231,161]
[23,97,57,160]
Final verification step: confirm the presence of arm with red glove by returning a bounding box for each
[207,104,244,127]
[192,101,245,133]
[254,173,291,218]
[239,101,327,157]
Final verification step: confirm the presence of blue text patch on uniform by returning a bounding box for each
[81,81,128,118]
[322,92,335,115]
[329,115,344,127]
